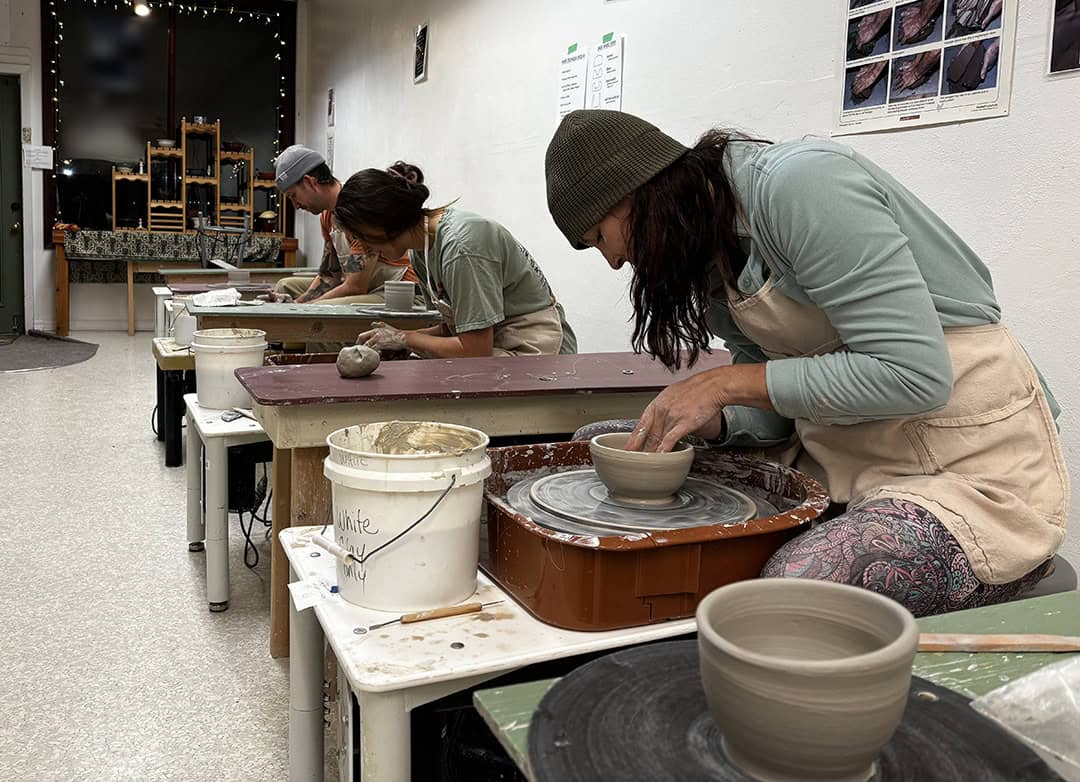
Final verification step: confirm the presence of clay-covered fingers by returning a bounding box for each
[624,408,656,452]
[355,328,377,345]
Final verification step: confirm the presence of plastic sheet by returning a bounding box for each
[972,656,1080,781]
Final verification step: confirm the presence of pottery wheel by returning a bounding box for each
[528,640,1059,782]
[507,470,760,536]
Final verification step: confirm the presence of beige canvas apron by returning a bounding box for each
[419,215,563,357]
[726,277,1069,584]
[429,303,564,357]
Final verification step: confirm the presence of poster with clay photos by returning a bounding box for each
[834,0,1016,135]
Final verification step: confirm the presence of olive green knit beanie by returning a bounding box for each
[545,110,689,249]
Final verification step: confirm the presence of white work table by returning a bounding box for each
[184,394,270,611]
[281,525,697,782]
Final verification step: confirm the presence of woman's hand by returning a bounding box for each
[357,321,408,353]
[625,364,771,453]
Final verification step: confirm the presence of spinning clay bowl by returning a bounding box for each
[696,579,919,782]
[589,432,695,502]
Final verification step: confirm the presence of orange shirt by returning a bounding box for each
[320,210,418,283]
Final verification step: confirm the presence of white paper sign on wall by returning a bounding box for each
[22,144,53,169]
[587,34,624,111]
[558,44,589,118]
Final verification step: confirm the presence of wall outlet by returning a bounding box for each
[22,128,31,144]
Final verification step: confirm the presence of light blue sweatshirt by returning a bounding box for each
[710,139,1059,447]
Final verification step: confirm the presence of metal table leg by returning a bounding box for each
[204,437,229,612]
[356,691,410,782]
[289,563,325,782]
[155,366,165,443]
[186,407,205,552]
[163,370,185,467]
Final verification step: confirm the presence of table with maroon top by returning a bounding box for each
[235,350,733,658]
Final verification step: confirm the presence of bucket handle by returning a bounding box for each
[326,473,458,565]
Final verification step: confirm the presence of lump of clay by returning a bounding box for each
[337,344,381,378]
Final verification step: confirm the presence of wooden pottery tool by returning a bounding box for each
[918,633,1080,653]
[369,601,503,631]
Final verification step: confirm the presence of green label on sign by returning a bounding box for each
[568,43,578,54]
[602,32,614,43]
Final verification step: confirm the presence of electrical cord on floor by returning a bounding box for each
[150,406,185,437]
[239,509,260,569]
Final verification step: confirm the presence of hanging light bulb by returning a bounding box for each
[134,1,150,14]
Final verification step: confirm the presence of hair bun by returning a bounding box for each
[387,161,425,186]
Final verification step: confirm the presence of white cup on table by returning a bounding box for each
[383,280,416,312]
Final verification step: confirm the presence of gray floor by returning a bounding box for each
[0,332,292,780]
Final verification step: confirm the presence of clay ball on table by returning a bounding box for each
[336,344,381,378]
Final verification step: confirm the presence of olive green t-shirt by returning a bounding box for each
[409,208,577,353]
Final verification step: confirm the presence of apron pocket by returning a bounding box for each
[903,387,1067,521]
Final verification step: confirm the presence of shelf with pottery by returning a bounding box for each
[108,116,287,237]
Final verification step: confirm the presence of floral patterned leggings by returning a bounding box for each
[573,420,1049,617]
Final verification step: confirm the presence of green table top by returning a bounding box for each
[185,301,441,319]
[473,591,1080,779]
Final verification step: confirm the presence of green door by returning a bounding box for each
[0,75,24,336]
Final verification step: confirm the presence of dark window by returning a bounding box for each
[42,0,295,242]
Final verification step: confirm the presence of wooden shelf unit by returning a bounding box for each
[107,118,285,238]
[217,146,255,232]
[182,117,220,228]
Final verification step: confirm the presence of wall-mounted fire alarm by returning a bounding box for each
[414,22,429,84]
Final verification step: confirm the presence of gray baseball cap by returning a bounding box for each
[274,144,326,191]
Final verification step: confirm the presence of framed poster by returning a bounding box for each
[834,0,1017,135]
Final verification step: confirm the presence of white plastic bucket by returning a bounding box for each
[324,421,492,611]
[191,328,267,409]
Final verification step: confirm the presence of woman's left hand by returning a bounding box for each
[625,364,771,453]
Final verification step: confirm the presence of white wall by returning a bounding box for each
[300,0,1080,570]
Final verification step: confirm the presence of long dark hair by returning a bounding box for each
[627,129,766,370]
[333,161,430,240]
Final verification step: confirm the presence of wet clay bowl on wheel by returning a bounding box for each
[696,579,919,782]
[589,432,694,503]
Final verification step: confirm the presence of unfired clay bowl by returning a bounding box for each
[589,432,694,503]
[696,579,918,782]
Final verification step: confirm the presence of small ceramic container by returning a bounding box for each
[383,280,416,312]
[589,432,694,502]
[696,579,919,782]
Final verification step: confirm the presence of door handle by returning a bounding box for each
[10,222,19,235]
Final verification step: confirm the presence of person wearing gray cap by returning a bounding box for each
[543,109,1066,617]
[269,144,417,305]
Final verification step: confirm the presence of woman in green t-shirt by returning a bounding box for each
[333,162,576,359]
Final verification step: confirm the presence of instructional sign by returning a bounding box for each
[834,0,1017,136]
[587,35,624,111]
[22,144,54,169]
[557,34,625,119]
[558,46,589,117]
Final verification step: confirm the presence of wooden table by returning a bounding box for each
[236,349,733,658]
[160,266,318,286]
[185,301,441,344]
[51,228,298,336]
[473,591,1080,780]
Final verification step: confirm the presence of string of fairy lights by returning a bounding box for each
[46,0,290,221]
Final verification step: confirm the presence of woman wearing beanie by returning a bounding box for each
[334,162,576,359]
[544,109,1067,616]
